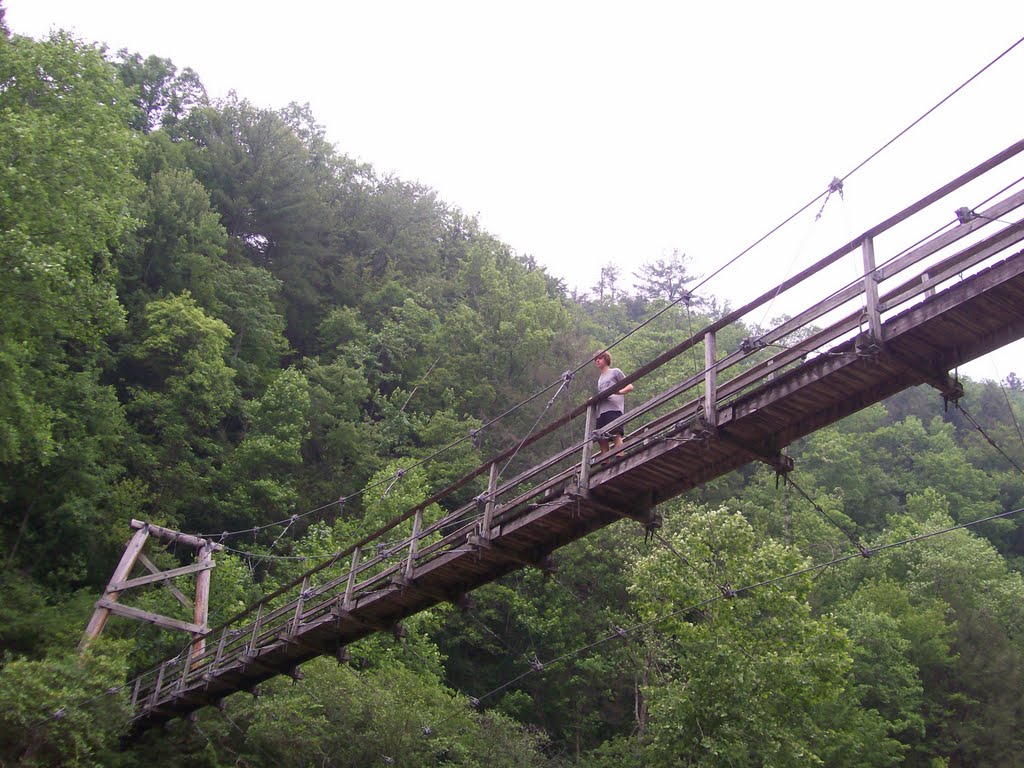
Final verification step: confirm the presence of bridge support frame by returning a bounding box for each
[81,520,221,658]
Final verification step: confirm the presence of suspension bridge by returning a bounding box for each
[111,138,1024,731]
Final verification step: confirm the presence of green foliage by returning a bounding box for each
[113,50,207,134]
[132,657,557,767]
[0,643,133,767]
[216,367,310,529]
[628,505,901,766]
[0,29,136,466]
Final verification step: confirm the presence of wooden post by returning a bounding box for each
[177,647,193,692]
[704,331,717,427]
[343,548,360,610]
[81,524,151,651]
[149,662,167,708]
[578,404,596,492]
[292,575,311,634]
[861,236,883,343]
[247,603,263,655]
[479,462,499,539]
[192,542,214,658]
[404,509,423,578]
[210,629,230,676]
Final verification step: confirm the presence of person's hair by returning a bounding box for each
[594,351,612,366]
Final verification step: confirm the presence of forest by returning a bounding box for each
[2,10,1024,767]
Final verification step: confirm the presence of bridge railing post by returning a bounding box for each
[176,646,193,693]
[404,509,423,578]
[578,403,596,492]
[478,461,499,539]
[247,603,263,655]
[704,331,717,427]
[343,548,360,610]
[861,236,883,344]
[149,661,167,708]
[291,575,310,634]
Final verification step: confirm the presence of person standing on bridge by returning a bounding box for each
[594,350,633,455]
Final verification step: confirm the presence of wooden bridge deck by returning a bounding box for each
[125,140,1024,730]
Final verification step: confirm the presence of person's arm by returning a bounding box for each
[615,369,633,395]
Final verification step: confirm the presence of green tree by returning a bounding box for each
[628,505,898,766]
[124,292,237,528]
[0,643,133,767]
[0,29,136,467]
[216,367,311,530]
[114,50,207,134]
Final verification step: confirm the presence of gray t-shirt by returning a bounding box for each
[597,367,626,416]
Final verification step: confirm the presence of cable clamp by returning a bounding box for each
[955,206,977,225]
[740,337,767,354]
[422,726,433,736]
[468,696,481,709]
[530,655,544,672]
[561,369,575,385]
[615,626,629,639]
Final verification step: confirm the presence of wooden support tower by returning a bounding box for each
[81,520,223,656]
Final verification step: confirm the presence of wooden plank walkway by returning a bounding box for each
[125,139,1024,730]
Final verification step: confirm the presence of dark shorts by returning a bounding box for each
[596,410,624,437]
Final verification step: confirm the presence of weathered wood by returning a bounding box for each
[137,553,194,610]
[704,331,717,427]
[479,462,500,539]
[861,236,882,344]
[405,510,423,578]
[81,525,151,650]
[97,599,209,635]
[578,404,596,492]
[110,560,215,592]
[291,575,311,634]
[192,543,215,657]
[342,549,360,610]
[130,520,222,551]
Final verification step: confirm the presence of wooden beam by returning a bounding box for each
[193,543,215,657]
[81,525,151,650]
[130,520,223,552]
[331,606,387,632]
[96,599,209,635]
[110,560,215,592]
[137,553,194,610]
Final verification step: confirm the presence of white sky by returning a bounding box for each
[6,0,1024,382]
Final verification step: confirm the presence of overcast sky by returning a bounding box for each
[6,1,1024,381]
